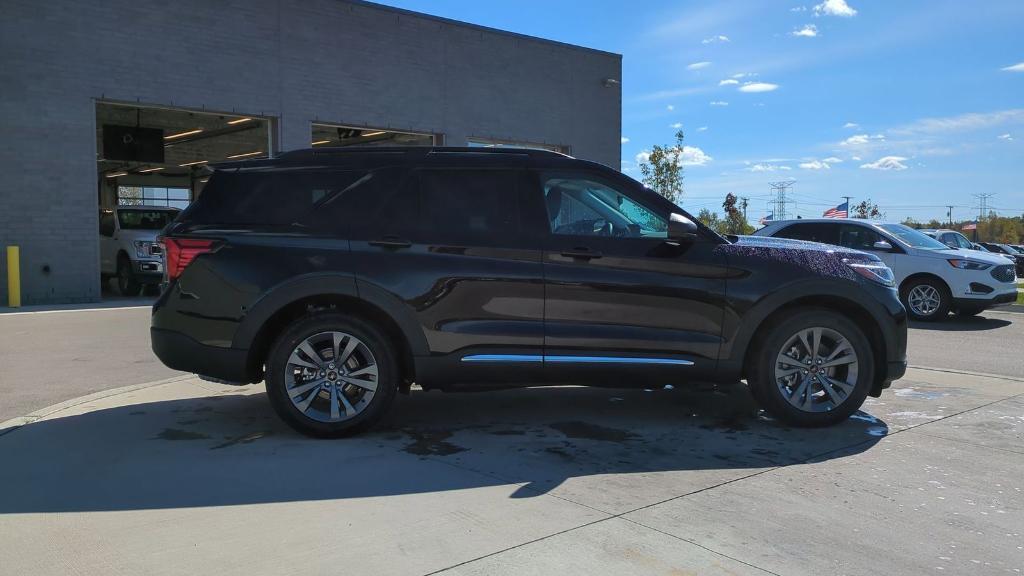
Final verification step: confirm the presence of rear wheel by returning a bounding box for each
[748,309,874,427]
[901,278,950,321]
[265,313,397,438]
[116,255,142,296]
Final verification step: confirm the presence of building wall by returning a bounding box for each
[0,0,621,304]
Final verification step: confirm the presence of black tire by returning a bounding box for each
[748,308,875,427]
[900,277,951,322]
[265,313,398,438]
[116,256,142,297]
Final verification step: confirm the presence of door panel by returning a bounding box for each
[349,168,545,385]
[536,170,729,377]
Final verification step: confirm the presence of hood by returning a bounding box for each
[731,235,869,256]
[912,246,1013,266]
[117,228,162,243]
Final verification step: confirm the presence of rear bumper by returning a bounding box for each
[151,327,251,383]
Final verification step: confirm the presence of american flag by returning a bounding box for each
[962,221,977,231]
[759,212,774,225]
[823,201,848,218]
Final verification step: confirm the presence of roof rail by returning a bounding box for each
[275,146,572,161]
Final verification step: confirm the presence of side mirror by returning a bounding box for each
[872,240,893,251]
[668,213,698,241]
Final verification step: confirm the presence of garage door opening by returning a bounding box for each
[95,101,274,299]
[311,122,437,148]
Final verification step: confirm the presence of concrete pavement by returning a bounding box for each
[0,367,1021,575]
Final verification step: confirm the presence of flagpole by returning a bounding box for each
[842,196,852,219]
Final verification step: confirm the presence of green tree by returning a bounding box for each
[638,130,685,204]
[852,199,882,219]
[696,208,722,232]
[721,193,754,235]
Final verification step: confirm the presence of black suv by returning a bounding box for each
[152,147,907,437]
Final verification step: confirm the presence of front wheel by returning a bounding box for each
[117,257,142,297]
[748,309,874,427]
[901,278,950,321]
[265,313,398,438]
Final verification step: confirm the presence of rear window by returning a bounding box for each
[774,222,839,245]
[180,169,373,229]
[117,209,178,230]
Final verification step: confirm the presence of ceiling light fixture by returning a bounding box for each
[106,171,128,178]
[179,160,208,167]
[361,131,387,137]
[311,140,331,145]
[227,117,253,125]
[227,151,264,159]
[165,129,204,140]
[137,167,165,173]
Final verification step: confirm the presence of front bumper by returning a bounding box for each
[952,290,1018,310]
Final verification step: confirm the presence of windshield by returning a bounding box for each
[877,223,952,250]
[117,209,178,230]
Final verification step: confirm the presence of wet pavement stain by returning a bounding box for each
[210,431,272,450]
[550,421,638,442]
[154,428,210,441]
[402,430,468,456]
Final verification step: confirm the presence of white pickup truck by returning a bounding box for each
[99,206,180,295]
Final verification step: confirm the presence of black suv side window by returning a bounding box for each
[541,173,667,238]
[776,222,839,244]
[418,170,520,245]
[838,224,884,251]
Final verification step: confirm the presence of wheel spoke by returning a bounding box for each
[819,376,844,405]
[295,387,320,413]
[798,330,814,357]
[810,328,822,359]
[297,341,323,368]
[337,387,357,415]
[824,340,852,362]
[340,375,377,391]
[776,367,804,379]
[348,364,378,378]
[337,336,360,366]
[800,378,817,409]
[789,376,811,403]
[329,383,340,420]
[821,354,856,369]
[824,376,854,395]
[777,354,807,369]
[288,379,322,398]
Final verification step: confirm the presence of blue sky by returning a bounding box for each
[378,0,1023,223]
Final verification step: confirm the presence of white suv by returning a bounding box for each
[755,219,1018,320]
[99,206,180,296]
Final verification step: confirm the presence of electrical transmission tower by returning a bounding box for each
[973,193,995,241]
[769,181,794,220]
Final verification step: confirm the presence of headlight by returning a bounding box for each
[844,259,895,287]
[947,259,991,270]
[134,240,156,258]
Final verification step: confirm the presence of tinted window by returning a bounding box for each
[99,211,115,236]
[182,169,370,229]
[542,174,667,238]
[838,224,884,251]
[419,170,520,244]
[117,209,178,230]
[774,223,839,244]
[877,224,951,250]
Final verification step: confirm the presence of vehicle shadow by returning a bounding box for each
[0,382,888,514]
[910,315,1012,331]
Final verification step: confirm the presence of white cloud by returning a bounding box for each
[791,24,818,37]
[687,61,712,70]
[748,163,776,172]
[1002,62,1024,72]
[666,104,675,111]
[860,156,908,171]
[670,122,683,129]
[709,101,729,106]
[636,146,713,167]
[780,165,793,170]
[799,159,831,170]
[697,126,709,132]
[738,82,779,93]
[851,155,862,161]
[732,72,756,79]
[841,133,884,146]
[889,109,1024,135]
[702,35,730,44]
[814,0,857,17]
[620,137,630,144]
[998,133,1013,141]
[823,156,843,163]
[791,5,807,12]
[719,79,740,85]
[843,122,859,129]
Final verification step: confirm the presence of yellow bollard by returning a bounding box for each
[6,246,20,308]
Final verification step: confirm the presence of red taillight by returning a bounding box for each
[163,237,218,282]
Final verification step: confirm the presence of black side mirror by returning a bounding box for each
[668,213,699,241]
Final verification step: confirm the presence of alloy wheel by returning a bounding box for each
[907,284,941,317]
[284,331,379,423]
[774,326,859,413]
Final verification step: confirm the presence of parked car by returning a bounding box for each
[919,229,984,252]
[755,219,1017,320]
[100,205,180,295]
[151,147,908,437]
[978,242,1024,275]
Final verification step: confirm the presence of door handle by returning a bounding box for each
[560,248,602,260]
[369,236,412,249]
